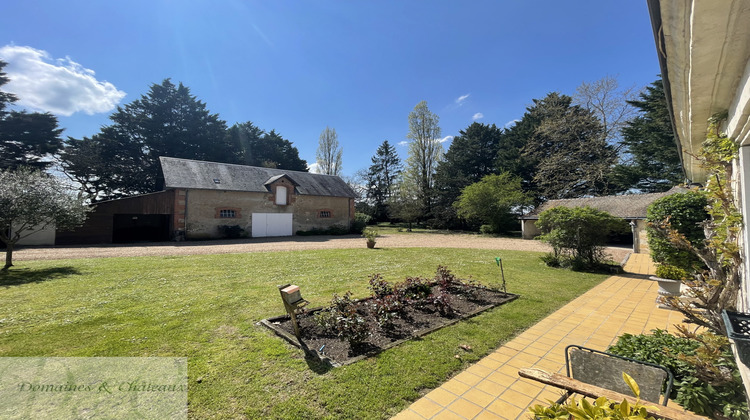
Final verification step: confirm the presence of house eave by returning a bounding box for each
[648,0,750,183]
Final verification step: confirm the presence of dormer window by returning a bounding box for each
[213,178,221,184]
[275,186,288,205]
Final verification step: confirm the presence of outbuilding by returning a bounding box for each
[57,157,356,244]
[520,187,688,254]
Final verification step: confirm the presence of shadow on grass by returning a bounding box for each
[299,341,333,375]
[0,266,80,287]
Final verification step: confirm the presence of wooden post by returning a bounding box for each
[278,284,306,340]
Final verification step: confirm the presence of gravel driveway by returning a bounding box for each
[11,233,632,264]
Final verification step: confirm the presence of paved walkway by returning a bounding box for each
[393,253,684,420]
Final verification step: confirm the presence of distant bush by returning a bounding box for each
[218,225,245,239]
[296,224,350,236]
[537,206,627,270]
[351,212,372,234]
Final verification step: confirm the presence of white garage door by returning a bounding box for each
[252,213,293,237]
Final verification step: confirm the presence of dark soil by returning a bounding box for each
[263,285,518,366]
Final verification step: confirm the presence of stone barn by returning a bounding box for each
[57,157,356,244]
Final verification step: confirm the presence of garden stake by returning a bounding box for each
[495,257,506,293]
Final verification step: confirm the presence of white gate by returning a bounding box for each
[251,213,293,237]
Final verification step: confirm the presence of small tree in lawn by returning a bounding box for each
[454,172,530,234]
[0,168,90,270]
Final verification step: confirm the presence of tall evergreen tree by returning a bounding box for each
[522,93,616,200]
[226,122,307,171]
[365,140,402,221]
[611,79,683,192]
[432,122,504,228]
[60,79,230,199]
[0,60,63,170]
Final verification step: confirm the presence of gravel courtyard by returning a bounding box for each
[11,233,632,264]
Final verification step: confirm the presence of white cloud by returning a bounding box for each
[439,136,453,143]
[308,162,322,173]
[504,119,521,129]
[472,112,484,121]
[455,94,470,105]
[0,45,126,116]
[398,141,409,146]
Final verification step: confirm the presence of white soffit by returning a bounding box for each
[658,0,750,182]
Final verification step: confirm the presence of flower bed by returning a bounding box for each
[261,267,519,366]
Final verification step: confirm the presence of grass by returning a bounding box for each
[0,248,608,419]
[372,222,523,237]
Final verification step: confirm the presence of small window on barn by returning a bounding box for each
[275,186,288,205]
[219,209,236,218]
[319,210,332,218]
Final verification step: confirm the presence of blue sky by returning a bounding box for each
[0,1,659,177]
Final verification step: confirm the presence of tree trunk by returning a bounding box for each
[3,242,13,270]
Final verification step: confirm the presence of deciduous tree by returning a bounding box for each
[316,126,343,176]
[573,75,637,145]
[454,173,530,233]
[405,101,443,213]
[0,168,90,270]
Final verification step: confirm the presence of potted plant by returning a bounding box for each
[362,228,378,249]
[650,264,687,308]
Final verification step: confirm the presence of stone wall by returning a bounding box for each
[183,188,352,239]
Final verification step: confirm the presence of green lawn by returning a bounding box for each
[0,248,607,419]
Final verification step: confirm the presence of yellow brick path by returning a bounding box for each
[392,253,684,420]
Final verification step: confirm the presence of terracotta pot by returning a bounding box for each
[366,240,376,249]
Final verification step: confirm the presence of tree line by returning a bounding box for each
[361,77,683,232]
[1,55,681,233]
[0,60,350,202]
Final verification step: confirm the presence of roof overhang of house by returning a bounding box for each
[264,174,300,188]
[647,0,750,183]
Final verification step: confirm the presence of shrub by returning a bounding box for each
[315,292,370,346]
[530,373,654,419]
[429,290,455,316]
[479,224,494,235]
[434,265,486,299]
[654,264,689,280]
[646,190,708,271]
[368,273,393,298]
[218,225,245,239]
[608,329,748,419]
[394,277,432,306]
[537,206,627,269]
[351,212,371,234]
[370,294,403,330]
[296,224,350,236]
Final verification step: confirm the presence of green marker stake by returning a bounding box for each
[495,257,506,293]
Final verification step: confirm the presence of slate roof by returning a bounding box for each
[521,186,690,220]
[160,157,356,198]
